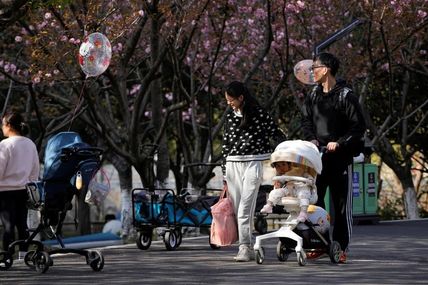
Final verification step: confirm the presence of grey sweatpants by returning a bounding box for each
[225,160,263,247]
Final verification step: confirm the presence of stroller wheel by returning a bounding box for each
[136,231,152,250]
[297,250,307,266]
[164,230,178,251]
[174,228,183,247]
[34,251,51,274]
[255,216,268,234]
[87,250,104,272]
[276,241,291,262]
[255,247,265,264]
[24,250,37,269]
[0,251,13,271]
[329,241,341,263]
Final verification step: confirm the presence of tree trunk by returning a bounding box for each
[105,152,133,237]
[118,166,133,238]
[150,12,169,185]
[401,177,420,219]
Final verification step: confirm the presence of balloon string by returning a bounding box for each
[68,77,87,131]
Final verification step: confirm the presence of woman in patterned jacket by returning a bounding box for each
[222,81,286,262]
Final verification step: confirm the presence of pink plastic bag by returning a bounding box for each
[210,183,238,246]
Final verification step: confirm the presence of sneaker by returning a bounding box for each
[234,245,255,262]
[339,251,347,263]
[306,251,325,260]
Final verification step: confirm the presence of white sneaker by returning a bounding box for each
[234,245,255,262]
[260,204,273,214]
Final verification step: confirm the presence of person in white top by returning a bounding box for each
[0,111,39,252]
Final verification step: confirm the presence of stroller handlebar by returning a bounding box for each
[272,175,314,185]
[60,146,103,161]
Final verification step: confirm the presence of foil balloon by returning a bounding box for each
[78,32,112,77]
[293,59,315,85]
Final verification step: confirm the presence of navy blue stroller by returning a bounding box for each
[0,132,104,273]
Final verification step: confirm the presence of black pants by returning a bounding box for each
[0,190,29,251]
[316,154,353,252]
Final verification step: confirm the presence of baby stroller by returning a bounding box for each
[253,140,341,266]
[0,132,104,273]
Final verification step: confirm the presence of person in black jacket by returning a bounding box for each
[222,81,286,262]
[301,52,366,263]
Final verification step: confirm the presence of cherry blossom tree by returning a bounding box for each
[1,0,427,232]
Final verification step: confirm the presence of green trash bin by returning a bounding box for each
[322,163,378,221]
[352,163,364,215]
[364,164,378,214]
[324,188,330,213]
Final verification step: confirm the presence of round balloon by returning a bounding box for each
[78,32,112,77]
[293,59,315,85]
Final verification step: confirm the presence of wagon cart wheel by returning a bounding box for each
[255,247,265,264]
[34,251,51,274]
[329,241,341,263]
[136,231,152,250]
[87,250,104,272]
[297,250,307,266]
[164,230,178,251]
[0,251,13,271]
[276,241,291,262]
[174,228,182,247]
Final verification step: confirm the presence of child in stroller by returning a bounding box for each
[260,140,319,223]
[0,132,104,273]
[253,140,341,265]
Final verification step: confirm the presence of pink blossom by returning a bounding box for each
[44,12,52,19]
[37,21,47,30]
[417,10,427,19]
[420,50,427,55]
[165,92,173,101]
[347,43,353,48]
[138,10,145,17]
[45,73,52,77]
[15,36,23,42]
[9,64,16,73]
[69,38,76,44]
[60,35,68,42]
[296,0,305,9]
[53,69,60,75]
[380,63,389,71]
[130,84,141,95]
[32,76,41,83]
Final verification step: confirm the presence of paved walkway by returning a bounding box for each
[1,219,428,285]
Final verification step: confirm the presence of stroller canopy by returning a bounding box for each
[43,132,89,180]
[271,140,322,174]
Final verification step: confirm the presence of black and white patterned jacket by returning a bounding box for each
[221,106,286,174]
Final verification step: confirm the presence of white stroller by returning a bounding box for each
[253,140,341,266]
